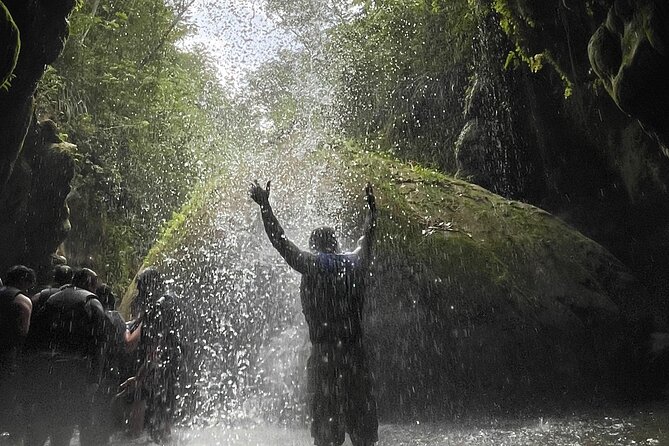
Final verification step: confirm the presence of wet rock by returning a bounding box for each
[0,0,77,281]
[0,1,19,90]
[0,119,75,281]
[588,0,669,154]
[347,148,654,417]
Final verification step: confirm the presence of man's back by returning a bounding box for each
[250,181,379,446]
[0,286,23,356]
[300,253,366,343]
[31,286,62,317]
[29,286,105,358]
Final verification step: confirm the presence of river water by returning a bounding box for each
[107,407,669,446]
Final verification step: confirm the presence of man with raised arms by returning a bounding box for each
[250,181,378,446]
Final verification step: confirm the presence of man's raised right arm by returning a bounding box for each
[351,183,377,268]
[250,180,313,274]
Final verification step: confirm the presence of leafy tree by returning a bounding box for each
[328,0,477,171]
[36,0,230,291]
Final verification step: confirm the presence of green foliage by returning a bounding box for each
[327,0,477,171]
[491,0,575,98]
[35,0,230,288]
[144,183,212,268]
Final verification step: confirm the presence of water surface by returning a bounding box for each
[111,408,669,446]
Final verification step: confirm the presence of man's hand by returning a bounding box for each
[250,180,271,207]
[365,182,376,211]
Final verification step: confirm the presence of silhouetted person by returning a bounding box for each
[31,264,73,316]
[123,267,181,443]
[24,268,107,446]
[250,181,379,446]
[94,283,133,445]
[0,265,35,440]
[96,283,115,311]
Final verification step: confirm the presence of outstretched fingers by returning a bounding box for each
[365,182,376,209]
[249,179,271,205]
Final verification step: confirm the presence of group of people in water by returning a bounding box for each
[0,265,181,446]
[0,182,378,446]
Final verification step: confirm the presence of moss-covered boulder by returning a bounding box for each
[125,144,653,421]
[346,147,652,417]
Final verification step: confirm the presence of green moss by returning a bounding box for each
[338,141,627,315]
[492,0,575,97]
[119,181,222,316]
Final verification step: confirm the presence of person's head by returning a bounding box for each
[96,283,116,311]
[133,267,165,316]
[136,267,165,299]
[53,264,73,287]
[72,268,99,293]
[4,265,36,291]
[309,226,339,254]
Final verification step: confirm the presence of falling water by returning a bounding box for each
[104,1,669,445]
[131,55,359,430]
[454,6,530,199]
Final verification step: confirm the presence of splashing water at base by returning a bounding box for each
[106,408,669,445]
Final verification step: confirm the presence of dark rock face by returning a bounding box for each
[464,1,669,327]
[0,1,19,90]
[455,11,541,201]
[589,0,669,154]
[0,119,75,281]
[0,1,76,281]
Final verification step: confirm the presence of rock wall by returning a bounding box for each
[0,0,77,282]
[459,1,669,322]
[589,0,669,153]
[0,1,19,90]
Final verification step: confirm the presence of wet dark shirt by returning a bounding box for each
[139,295,181,365]
[0,286,23,360]
[137,295,183,423]
[300,253,366,343]
[28,286,107,383]
[103,310,128,384]
[31,286,64,319]
[259,205,373,345]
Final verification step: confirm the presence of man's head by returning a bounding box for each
[137,267,165,298]
[133,267,165,316]
[96,283,116,311]
[5,265,36,291]
[309,226,339,254]
[72,268,99,293]
[53,264,73,287]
